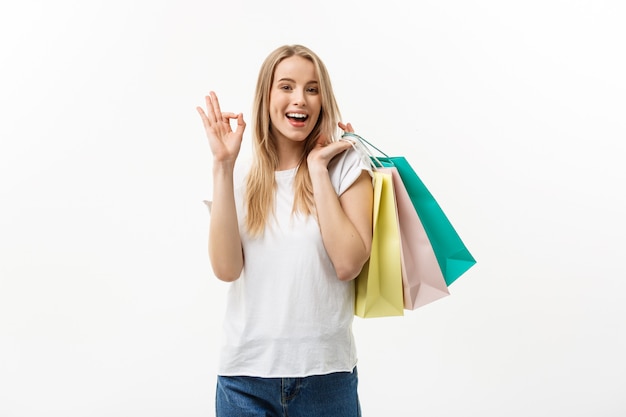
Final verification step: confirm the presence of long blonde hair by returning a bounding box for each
[244,44,341,237]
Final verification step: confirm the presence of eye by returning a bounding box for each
[280,84,292,91]
[306,86,319,94]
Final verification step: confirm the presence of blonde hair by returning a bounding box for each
[244,44,341,237]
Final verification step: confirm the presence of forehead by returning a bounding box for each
[273,56,318,82]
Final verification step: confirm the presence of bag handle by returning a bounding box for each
[340,132,389,169]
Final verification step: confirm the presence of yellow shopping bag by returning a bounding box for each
[355,171,404,318]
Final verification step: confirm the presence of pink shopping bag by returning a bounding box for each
[378,167,450,310]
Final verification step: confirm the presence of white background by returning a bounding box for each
[1,0,625,416]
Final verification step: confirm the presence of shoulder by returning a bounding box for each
[328,146,372,196]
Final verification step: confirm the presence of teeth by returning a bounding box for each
[287,113,307,119]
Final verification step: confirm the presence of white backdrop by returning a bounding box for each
[1,1,625,416]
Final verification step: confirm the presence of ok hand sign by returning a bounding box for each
[196,91,246,164]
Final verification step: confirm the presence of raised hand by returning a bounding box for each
[307,134,352,172]
[196,91,246,163]
[306,122,357,171]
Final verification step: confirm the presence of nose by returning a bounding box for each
[292,88,306,106]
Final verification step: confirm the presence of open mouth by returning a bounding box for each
[286,113,308,122]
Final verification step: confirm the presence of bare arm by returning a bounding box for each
[307,123,374,281]
[196,92,245,282]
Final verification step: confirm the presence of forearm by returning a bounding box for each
[208,162,244,281]
[310,168,372,281]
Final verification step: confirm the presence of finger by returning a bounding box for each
[196,106,211,129]
[219,112,244,132]
[334,139,354,149]
[221,112,239,122]
[234,113,246,136]
[338,121,355,133]
[196,106,207,120]
[209,91,224,124]
[324,140,353,158]
[204,95,217,124]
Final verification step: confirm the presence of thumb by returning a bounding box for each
[234,113,246,135]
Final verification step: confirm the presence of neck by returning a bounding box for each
[275,141,306,171]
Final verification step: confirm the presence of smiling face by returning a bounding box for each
[269,55,322,148]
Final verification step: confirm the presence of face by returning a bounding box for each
[269,55,322,147]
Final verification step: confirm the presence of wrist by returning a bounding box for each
[212,159,236,175]
[307,163,329,178]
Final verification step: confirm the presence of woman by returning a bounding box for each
[197,44,373,417]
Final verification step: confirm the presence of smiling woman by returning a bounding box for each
[268,56,323,166]
[2,1,625,415]
[269,56,321,150]
[196,44,374,417]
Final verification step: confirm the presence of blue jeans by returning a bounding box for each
[216,367,361,417]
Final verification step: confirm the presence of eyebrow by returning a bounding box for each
[276,78,319,84]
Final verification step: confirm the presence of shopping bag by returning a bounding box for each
[343,132,476,286]
[379,156,475,285]
[378,167,450,310]
[354,171,405,318]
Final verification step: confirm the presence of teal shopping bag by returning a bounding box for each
[343,133,476,286]
[377,156,476,285]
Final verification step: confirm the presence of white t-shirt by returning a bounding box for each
[216,147,371,377]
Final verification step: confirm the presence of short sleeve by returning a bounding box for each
[328,146,373,196]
